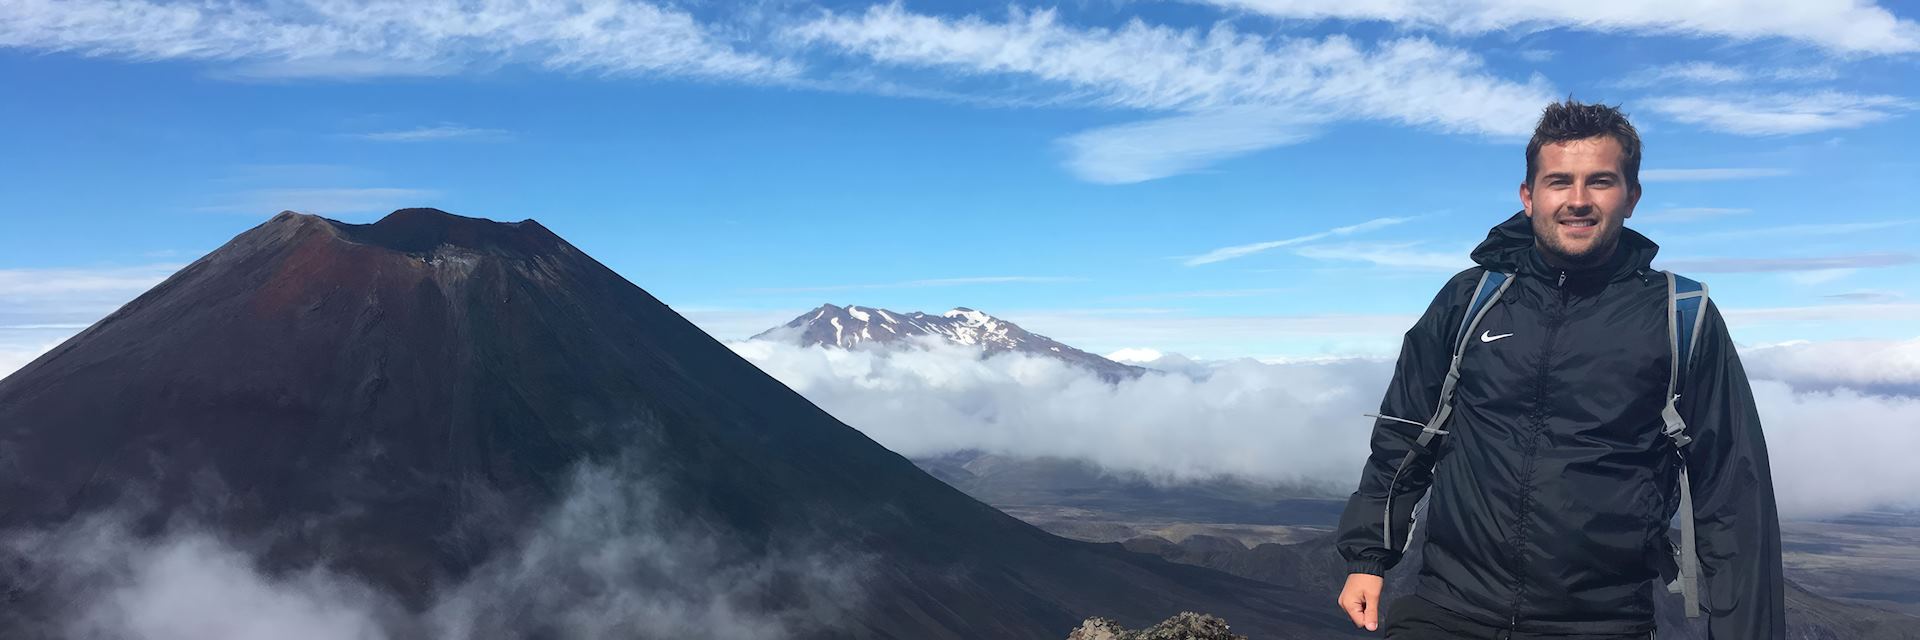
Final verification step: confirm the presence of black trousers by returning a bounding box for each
[1384,595,1653,640]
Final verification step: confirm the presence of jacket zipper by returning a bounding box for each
[1508,270,1569,632]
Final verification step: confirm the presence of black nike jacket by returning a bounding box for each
[1335,212,1785,638]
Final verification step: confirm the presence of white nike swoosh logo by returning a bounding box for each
[1480,330,1514,343]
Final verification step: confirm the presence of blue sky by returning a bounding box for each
[3,0,1918,365]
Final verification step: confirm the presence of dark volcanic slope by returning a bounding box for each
[0,209,1356,638]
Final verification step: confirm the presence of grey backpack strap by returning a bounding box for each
[1663,271,1709,618]
[1371,270,1513,552]
[1425,270,1513,448]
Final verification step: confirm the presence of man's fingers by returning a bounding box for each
[1339,574,1385,632]
[1343,595,1367,629]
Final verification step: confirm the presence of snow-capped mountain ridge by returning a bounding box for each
[755,303,1146,381]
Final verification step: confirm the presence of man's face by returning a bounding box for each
[1520,135,1640,269]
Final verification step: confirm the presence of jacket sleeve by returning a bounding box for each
[1679,301,1786,639]
[1336,272,1473,576]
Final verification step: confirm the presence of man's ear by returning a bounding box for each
[1625,183,1641,219]
[1520,182,1534,218]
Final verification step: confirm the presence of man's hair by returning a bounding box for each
[1524,99,1642,190]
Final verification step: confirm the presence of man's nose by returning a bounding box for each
[1567,185,1594,211]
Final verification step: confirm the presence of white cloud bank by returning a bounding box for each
[4,460,867,640]
[730,335,1920,519]
[1742,338,1920,391]
[731,336,1391,488]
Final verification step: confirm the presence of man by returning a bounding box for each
[1332,100,1784,639]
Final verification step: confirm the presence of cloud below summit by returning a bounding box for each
[730,335,1920,520]
[4,460,867,640]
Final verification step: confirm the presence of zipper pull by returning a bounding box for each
[1556,271,1567,288]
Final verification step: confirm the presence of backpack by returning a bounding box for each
[1371,269,1709,618]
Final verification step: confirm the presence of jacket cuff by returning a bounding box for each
[1346,559,1390,576]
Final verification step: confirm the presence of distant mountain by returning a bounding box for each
[754,303,1147,382]
[0,209,1358,639]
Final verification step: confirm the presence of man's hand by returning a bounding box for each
[1338,573,1384,632]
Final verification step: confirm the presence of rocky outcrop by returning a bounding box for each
[1067,612,1247,640]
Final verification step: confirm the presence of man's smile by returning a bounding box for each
[1560,217,1599,238]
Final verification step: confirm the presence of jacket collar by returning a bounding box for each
[1470,211,1659,288]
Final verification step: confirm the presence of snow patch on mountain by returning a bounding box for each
[753,304,1147,382]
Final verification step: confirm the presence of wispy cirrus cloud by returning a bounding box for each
[1824,290,1905,302]
[1515,48,1555,62]
[1662,253,1917,273]
[0,263,186,380]
[1292,242,1469,271]
[1101,288,1299,302]
[1184,216,1417,266]
[1723,302,1920,325]
[1613,61,1837,88]
[0,264,179,298]
[675,306,815,342]
[1058,107,1320,184]
[788,5,1554,183]
[1681,220,1906,241]
[1631,207,1752,223]
[1640,168,1793,182]
[972,307,1421,357]
[746,276,1085,294]
[355,124,509,142]
[1784,269,1856,286]
[211,57,457,81]
[1198,0,1920,54]
[1643,92,1915,135]
[0,0,797,81]
[1629,61,1749,85]
[198,187,440,216]
[214,164,374,185]
[787,5,1549,119]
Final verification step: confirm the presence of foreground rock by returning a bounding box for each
[1067,612,1248,640]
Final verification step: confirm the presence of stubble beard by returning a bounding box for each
[1533,217,1621,270]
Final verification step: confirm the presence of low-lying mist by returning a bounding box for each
[730,335,1920,520]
